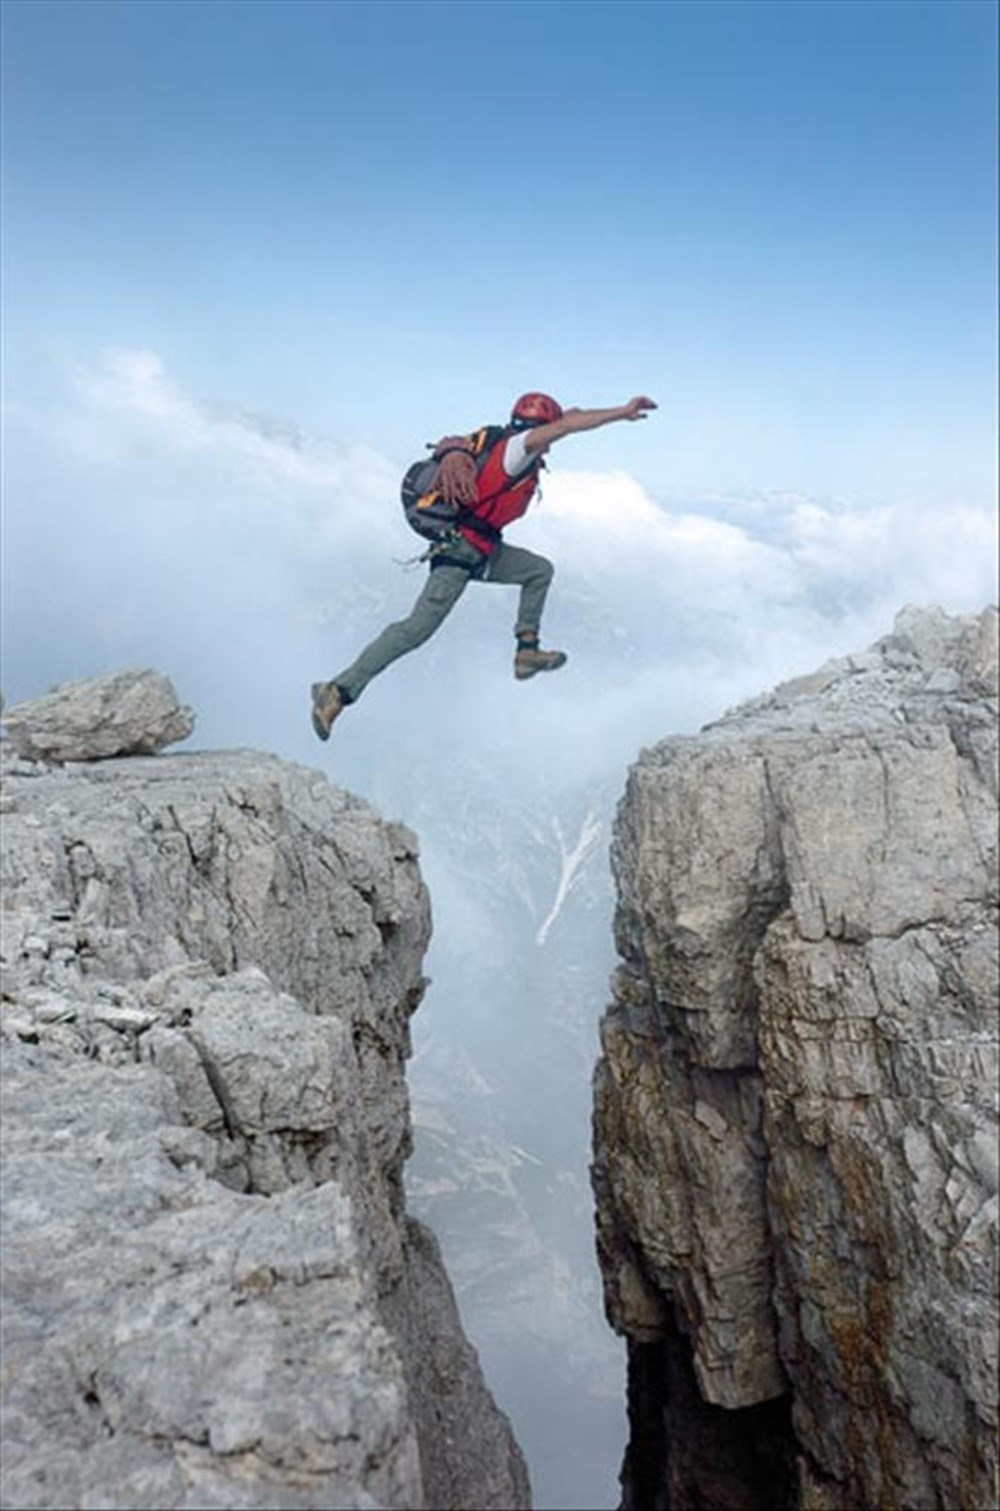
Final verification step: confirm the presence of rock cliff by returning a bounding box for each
[592,605,998,1510]
[0,686,530,1511]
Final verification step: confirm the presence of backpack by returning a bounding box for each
[400,424,538,544]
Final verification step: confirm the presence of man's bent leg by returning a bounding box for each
[484,544,554,638]
[333,562,472,703]
[484,545,566,679]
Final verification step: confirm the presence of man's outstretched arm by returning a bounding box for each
[523,396,657,454]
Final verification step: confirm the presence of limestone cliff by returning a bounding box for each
[592,606,998,1510]
[0,689,530,1511]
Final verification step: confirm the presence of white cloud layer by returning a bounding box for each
[3,347,996,788]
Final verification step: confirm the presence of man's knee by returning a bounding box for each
[397,608,444,648]
[531,554,554,586]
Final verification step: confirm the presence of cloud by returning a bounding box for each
[2,350,411,756]
[58,346,400,545]
[3,347,996,781]
[522,462,997,641]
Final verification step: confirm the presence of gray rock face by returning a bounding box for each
[1,744,530,1510]
[592,605,998,1510]
[1,668,195,761]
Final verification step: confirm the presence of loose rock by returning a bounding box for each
[1,668,195,761]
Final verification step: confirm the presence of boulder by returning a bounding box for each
[1,668,194,762]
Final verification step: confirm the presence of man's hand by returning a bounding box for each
[433,437,478,506]
[524,395,659,453]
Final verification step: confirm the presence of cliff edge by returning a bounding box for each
[592,605,998,1510]
[0,683,530,1511]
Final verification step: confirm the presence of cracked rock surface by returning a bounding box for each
[592,605,998,1510]
[1,744,529,1510]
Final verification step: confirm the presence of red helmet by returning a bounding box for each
[510,392,563,429]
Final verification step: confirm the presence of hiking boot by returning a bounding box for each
[514,645,568,681]
[311,681,346,741]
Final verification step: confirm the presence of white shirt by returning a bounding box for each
[502,432,536,477]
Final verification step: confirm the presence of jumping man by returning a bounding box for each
[311,391,656,739]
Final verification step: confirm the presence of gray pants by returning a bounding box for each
[334,538,554,702]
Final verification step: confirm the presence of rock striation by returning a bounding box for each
[1,701,530,1510]
[592,605,999,1511]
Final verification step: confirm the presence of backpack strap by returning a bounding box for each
[470,424,544,507]
[416,424,542,541]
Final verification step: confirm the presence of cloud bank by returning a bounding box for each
[3,347,995,785]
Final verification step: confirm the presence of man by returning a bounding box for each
[311,391,656,740]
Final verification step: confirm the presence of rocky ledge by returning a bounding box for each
[592,605,998,1510]
[0,677,529,1511]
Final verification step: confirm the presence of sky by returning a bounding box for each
[1,5,998,1509]
[3,0,997,508]
[2,0,996,744]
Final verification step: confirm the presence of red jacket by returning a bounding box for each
[459,436,540,555]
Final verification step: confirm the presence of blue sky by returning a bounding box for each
[3,0,997,505]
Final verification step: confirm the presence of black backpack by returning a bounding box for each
[400,424,540,544]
